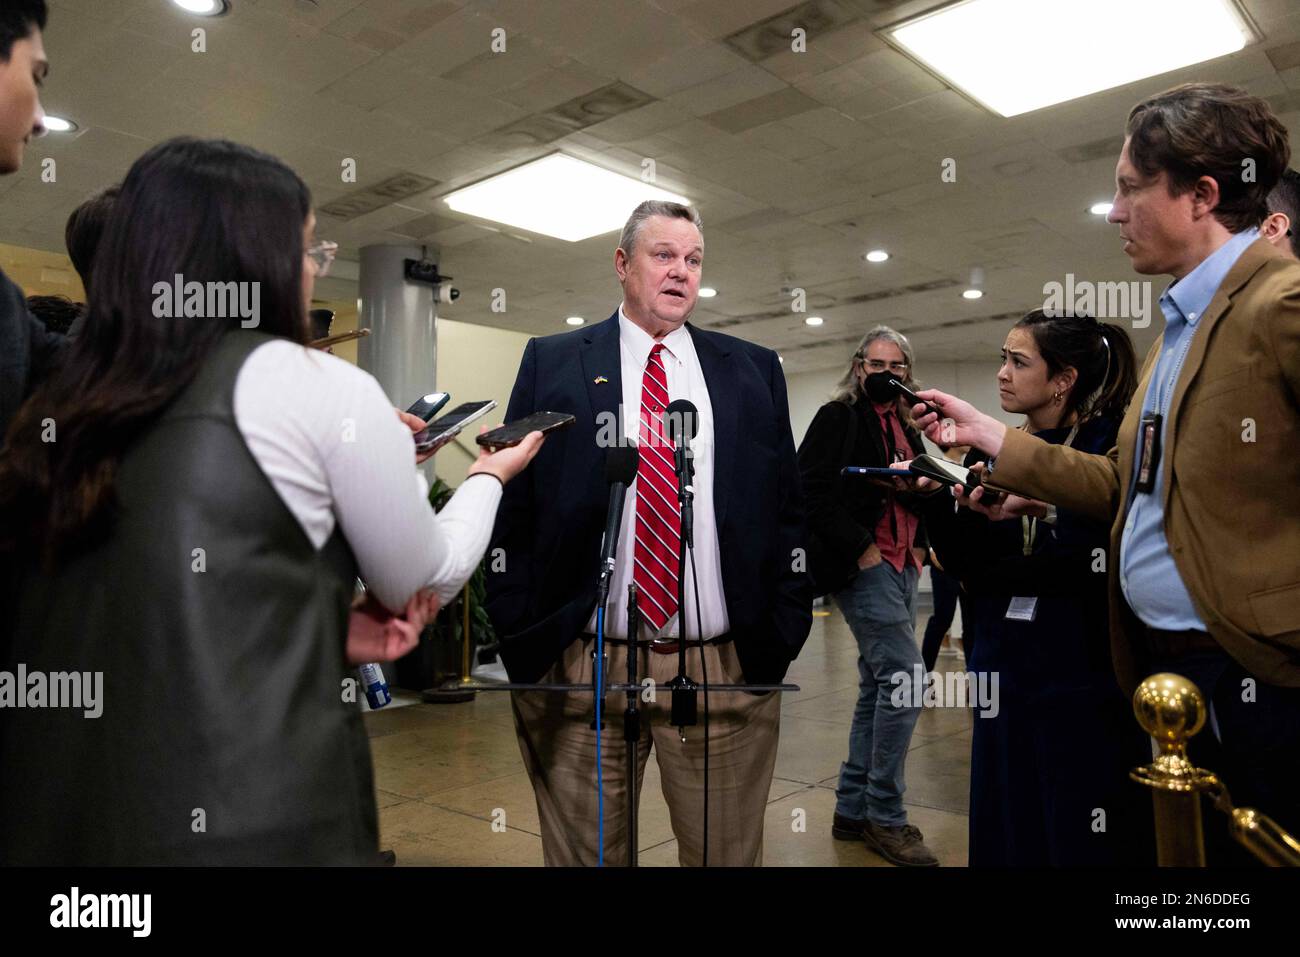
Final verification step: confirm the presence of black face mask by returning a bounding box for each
[862,370,897,403]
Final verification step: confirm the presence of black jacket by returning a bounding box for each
[2,332,374,864]
[797,397,930,591]
[0,268,66,445]
[484,312,813,685]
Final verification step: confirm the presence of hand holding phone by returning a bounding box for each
[476,411,575,450]
[468,425,547,484]
[887,376,943,420]
[413,400,498,454]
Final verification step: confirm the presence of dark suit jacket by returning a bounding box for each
[485,311,813,685]
[797,397,931,591]
[0,268,66,445]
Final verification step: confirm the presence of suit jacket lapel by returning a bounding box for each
[689,324,736,529]
[579,311,623,442]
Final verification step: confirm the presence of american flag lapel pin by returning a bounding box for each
[594,376,608,384]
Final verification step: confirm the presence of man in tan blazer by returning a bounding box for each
[911,83,1300,848]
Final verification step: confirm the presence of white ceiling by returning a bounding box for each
[11,0,1300,371]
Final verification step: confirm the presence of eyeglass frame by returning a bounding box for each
[306,240,338,277]
[858,355,910,374]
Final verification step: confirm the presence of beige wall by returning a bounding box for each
[428,317,532,487]
[0,241,85,300]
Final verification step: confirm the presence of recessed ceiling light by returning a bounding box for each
[698,286,717,298]
[43,115,76,133]
[443,153,690,243]
[805,316,824,326]
[962,289,984,300]
[565,316,585,326]
[1090,202,1114,216]
[172,0,230,15]
[883,0,1254,118]
[865,250,890,263]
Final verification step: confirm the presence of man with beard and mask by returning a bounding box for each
[797,325,940,866]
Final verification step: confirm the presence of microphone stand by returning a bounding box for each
[624,583,640,868]
[668,440,698,735]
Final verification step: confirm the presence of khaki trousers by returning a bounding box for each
[511,637,781,866]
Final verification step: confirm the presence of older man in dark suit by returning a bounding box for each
[486,200,812,866]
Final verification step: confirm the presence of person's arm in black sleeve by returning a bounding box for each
[796,401,872,562]
[765,349,814,675]
[483,338,538,638]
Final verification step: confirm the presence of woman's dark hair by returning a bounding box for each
[0,137,312,566]
[26,294,81,335]
[1015,309,1138,426]
[65,184,120,290]
[0,0,46,61]
[1126,83,1291,234]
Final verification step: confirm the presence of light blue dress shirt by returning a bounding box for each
[1119,228,1259,630]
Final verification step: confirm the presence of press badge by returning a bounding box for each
[1135,412,1162,494]
[1005,597,1038,622]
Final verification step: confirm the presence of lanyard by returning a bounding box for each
[1152,316,1198,417]
[1021,421,1079,555]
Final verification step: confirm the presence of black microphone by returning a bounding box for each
[596,445,639,611]
[664,399,698,549]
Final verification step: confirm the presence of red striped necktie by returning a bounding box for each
[633,343,681,632]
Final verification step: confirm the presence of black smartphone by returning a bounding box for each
[842,466,916,480]
[476,411,575,450]
[887,377,943,420]
[405,391,451,422]
[414,400,497,453]
[908,454,1004,504]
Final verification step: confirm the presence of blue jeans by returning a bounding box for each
[833,561,921,827]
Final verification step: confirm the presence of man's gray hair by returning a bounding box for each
[830,325,920,416]
[618,200,703,256]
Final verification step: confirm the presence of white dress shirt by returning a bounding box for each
[583,306,730,641]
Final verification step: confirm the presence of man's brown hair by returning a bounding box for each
[1126,82,1291,233]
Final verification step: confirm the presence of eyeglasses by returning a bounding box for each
[861,358,909,374]
[306,240,338,277]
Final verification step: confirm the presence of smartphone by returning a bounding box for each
[413,400,497,454]
[405,391,451,422]
[476,411,575,450]
[842,466,916,480]
[887,377,943,420]
[908,454,1004,504]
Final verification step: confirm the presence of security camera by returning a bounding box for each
[404,259,458,304]
[404,258,446,286]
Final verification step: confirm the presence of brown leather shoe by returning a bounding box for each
[832,812,866,841]
[862,822,939,867]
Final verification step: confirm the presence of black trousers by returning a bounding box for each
[921,566,970,673]
[1153,648,1300,866]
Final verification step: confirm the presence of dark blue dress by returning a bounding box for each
[926,416,1155,866]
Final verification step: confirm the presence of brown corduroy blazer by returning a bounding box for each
[988,238,1300,692]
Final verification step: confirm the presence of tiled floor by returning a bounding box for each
[366,604,974,866]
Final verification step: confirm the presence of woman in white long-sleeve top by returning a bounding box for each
[0,137,542,865]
